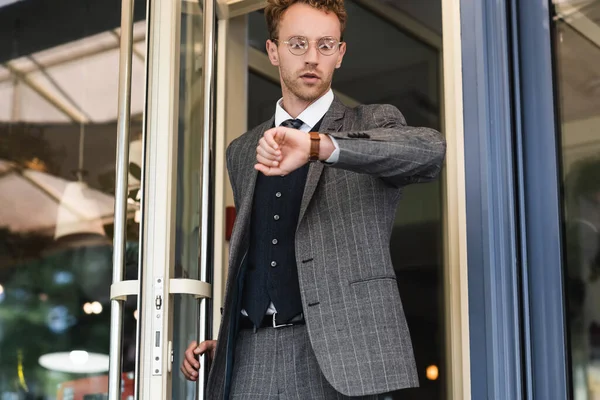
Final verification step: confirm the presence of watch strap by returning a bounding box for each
[309,132,320,162]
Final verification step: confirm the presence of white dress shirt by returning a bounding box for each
[242,89,340,318]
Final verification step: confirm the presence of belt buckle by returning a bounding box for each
[272,313,293,329]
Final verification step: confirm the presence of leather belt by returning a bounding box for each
[239,313,305,330]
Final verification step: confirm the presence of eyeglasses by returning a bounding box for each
[273,36,343,56]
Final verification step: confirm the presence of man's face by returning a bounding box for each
[266,3,346,103]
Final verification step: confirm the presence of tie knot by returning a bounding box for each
[280,119,304,130]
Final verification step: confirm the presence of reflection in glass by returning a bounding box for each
[554,1,600,398]
[171,2,206,398]
[248,1,444,398]
[0,2,145,397]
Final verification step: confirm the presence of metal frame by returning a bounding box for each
[212,13,249,338]
[108,0,135,398]
[197,1,217,397]
[138,0,182,397]
[460,0,523,398]
[511,0,569,398]
[441,0,470,398]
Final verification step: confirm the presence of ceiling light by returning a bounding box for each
[39,351,109,374]
[69,350,89,365]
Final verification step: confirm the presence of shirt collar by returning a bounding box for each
[275,89,334,130]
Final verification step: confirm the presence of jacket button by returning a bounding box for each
[274,215,280,220]
[275,192,282,198]
[272,239,278,245]
[271,261,277,267]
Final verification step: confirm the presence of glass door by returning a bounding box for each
[108,0,216,399]
[0,0,146,399]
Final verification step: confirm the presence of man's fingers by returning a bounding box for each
[195,340,217,356]
[186,341,198,353]
[180,358,198,381]
[255,163,269,174]
[184,346,200,369]
[181,340,217,381]
[185,350,200,369]
[257,154,279,167]
[264,129,282,150]
[181,365,197,381]
[255,163,284,176]
[258,138,280,156]
[183,359,199,376]
[196,341,210,355]
[257,144,280,160]
[180,366,192,380]
[257,146,280,164]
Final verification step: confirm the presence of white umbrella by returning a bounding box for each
[0,159,135,235]
[0,21,147,124]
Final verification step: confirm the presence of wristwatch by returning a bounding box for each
[308,131,320,162]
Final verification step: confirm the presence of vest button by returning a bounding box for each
[275,192,282,198]
[272,239,278,245]
[274,215,280,220]
[271,261,277,267]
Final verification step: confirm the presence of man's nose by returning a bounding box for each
[303,43,320,66]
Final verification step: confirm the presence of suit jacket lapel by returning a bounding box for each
[297,97,346,227]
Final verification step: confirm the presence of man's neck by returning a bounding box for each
[280,87,329,118]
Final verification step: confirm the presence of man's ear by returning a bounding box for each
[335,42,347,69]
[266,40,280,67]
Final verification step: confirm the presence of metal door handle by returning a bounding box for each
[110,279,211,300]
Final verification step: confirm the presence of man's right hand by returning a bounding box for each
[181,340,217,381]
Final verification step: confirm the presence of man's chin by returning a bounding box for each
[294,86,328,102]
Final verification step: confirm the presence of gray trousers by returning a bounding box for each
[229,324,379,399]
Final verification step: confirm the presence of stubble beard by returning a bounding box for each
[281,68,332,103]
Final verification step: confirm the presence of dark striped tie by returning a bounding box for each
[280,118,304,130]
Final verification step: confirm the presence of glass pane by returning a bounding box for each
[171,1,206,398]
[554,1,600,398]
[248,1,444,398]
[0,1,145,398]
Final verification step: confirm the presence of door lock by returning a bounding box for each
[155,295,162,310]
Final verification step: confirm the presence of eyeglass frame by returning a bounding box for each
[272,35,344,56]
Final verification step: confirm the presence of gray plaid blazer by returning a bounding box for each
[206,97,446,398]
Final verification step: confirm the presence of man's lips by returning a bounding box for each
[300,72,320,79]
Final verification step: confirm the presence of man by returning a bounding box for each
[181,0,446,398]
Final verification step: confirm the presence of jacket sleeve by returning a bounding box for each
[326,104,446,188]
[225,143,240,209]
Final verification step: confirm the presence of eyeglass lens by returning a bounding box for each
[286,36,339,55]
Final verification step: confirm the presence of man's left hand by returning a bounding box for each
[255,127,333,176]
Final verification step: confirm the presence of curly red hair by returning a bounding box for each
[265,0,347,40]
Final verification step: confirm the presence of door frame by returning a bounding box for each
[130,0,470,398]
[138,0,184,397]
[212,1,470,399]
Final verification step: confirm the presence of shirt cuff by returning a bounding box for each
[324,136,340,164]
